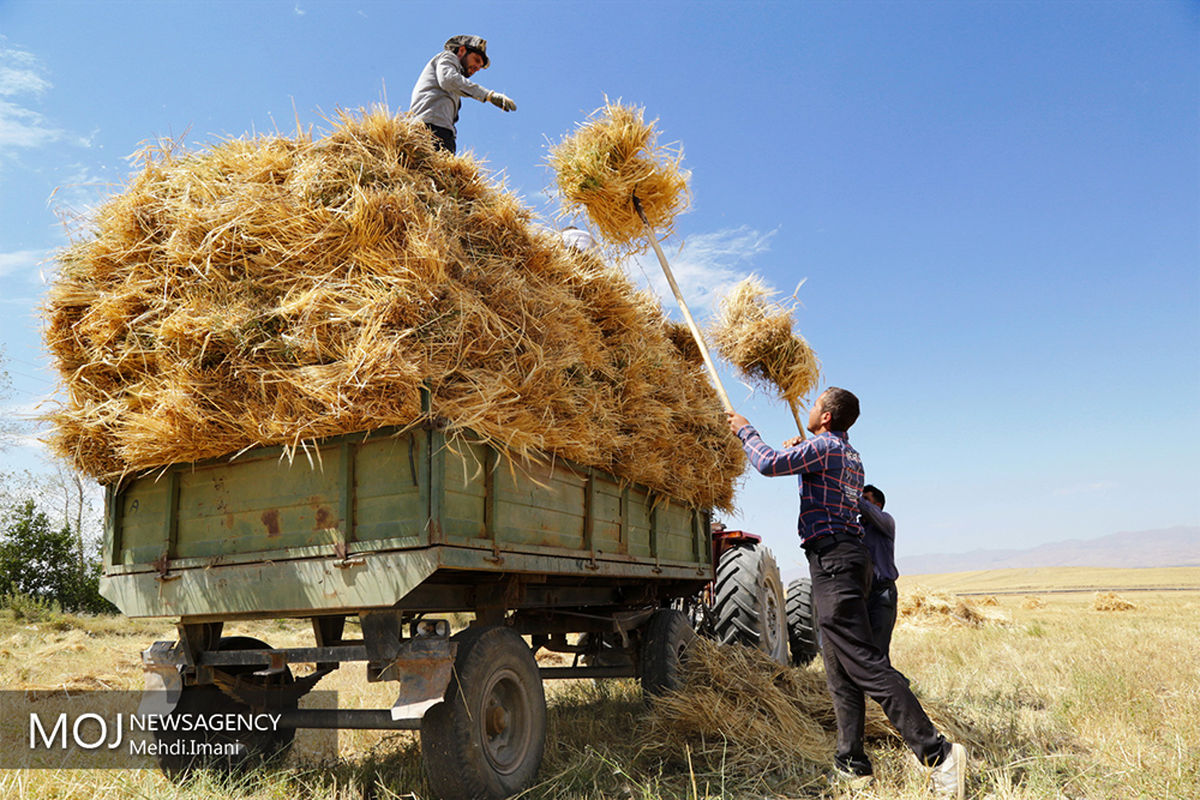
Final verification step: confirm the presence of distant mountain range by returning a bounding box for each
[898,525,1200,576]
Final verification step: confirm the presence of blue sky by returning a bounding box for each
[0,0,1196,573]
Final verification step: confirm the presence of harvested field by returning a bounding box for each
[41,108,742,508]
[7,579,1197,799]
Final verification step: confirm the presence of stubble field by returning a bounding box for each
[1,566,1197,799]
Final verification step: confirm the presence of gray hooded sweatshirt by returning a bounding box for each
[409,50,491,131]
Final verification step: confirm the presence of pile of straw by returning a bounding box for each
[644,637,863,772]
[710,277,820,426]
[548,101,689,253]
[1093,591,1136,612]
[41,108,743,508]
[1021,596,1046,610]
[643,637,976,776]
[898,587,1004,628]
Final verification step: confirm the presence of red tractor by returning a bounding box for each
[692,524,819,666]
[581,524,819,672]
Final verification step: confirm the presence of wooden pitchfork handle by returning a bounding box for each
[632,195,733,414]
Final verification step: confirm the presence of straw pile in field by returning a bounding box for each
[643,637,977,775]
[41,107,743,508]
[710,277,820,426]
[1021,596,1046,610]
[548,101,689,253]
[899,587,1005,628]
[1093,591,1136,611]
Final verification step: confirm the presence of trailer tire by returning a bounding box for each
[711,543,789,664]
[639,608,695,698]
[786,578,820,665]
[155,636,296,779]
[421,626,546,800]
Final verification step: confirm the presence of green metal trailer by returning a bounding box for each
[104,413,712,799]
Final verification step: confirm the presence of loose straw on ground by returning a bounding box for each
[1093,591,1136,611]
[899,587,1008,628]
[643,637,981,777]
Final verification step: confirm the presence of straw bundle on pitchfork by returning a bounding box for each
[550,102,822,431]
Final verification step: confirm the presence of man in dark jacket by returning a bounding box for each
[728,388,966,797]
[859,484,899,663]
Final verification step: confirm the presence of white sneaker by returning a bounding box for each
[930,742,967,799]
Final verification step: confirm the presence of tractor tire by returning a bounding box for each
[786,577,820,665]
[421,626,546,800]
[639,608,695,698]
[155,636,296,779]
[711,543,789,664]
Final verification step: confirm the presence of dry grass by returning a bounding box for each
[547,100,690,254]
[710,276,821,432]
[902,565,1200,595]
[40,106,742,509]
[2,579,1198,799]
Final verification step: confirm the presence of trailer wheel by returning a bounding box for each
[155,636,296,779]
[639,608,695,697]
[421,626,546,800]
[711,543,789,664]
[786,578,820,665]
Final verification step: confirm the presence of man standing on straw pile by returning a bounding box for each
[860,484,900,665]
[728,388,967,798]
[409,35,517,154]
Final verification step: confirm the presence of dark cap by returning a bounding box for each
[444,35,489,68]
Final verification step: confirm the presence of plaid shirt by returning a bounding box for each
[736,425,865,545]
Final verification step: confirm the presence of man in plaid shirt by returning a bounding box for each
[728,387,967,798]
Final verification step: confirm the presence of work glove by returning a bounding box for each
[487,91,517,112]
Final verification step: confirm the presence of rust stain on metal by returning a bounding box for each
[380,654,452,693]
[223,512,235,530]
[261,509,281,537]
[315,506,336,530]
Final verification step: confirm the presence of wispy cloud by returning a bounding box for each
[47,161,115,222]
[0,248,49,279]
[0,41,89,155]
[0,399,44,456]
[0,98,65,148]
[1053,480,1118,497]
[0,62,51,97]
[1,432,48,458]
[627,226,778,315]
[294,4,306,15]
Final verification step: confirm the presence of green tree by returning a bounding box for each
[0,498,114,613]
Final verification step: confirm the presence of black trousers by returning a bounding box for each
[806,537,947,772]
[424,123,456,154]
[867,577,898,662]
